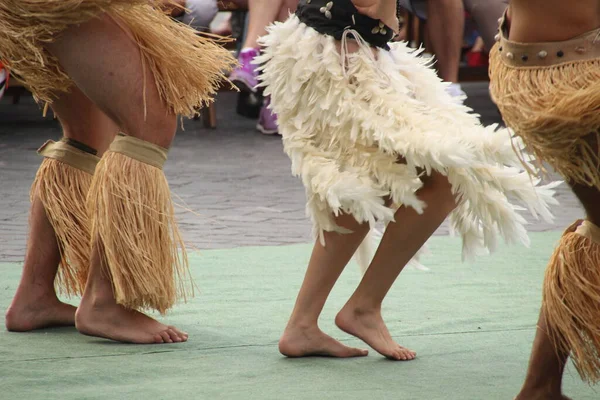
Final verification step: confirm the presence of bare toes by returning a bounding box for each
[167,328,182,343]
[159,331,173,343]
[398,347,415,359]
[349,347,369,357]
[169,326,188,340]
[154,333,165,344]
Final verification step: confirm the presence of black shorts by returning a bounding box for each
[296,0,395,50]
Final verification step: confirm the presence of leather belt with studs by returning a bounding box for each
[496,13,600,68]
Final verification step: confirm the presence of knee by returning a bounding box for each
[421,172,458,214]
[127,113,178,148]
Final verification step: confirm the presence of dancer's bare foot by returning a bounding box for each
[279,324,368,358]
[336,305,416,361]
[75,296,188,344]
[5,290,76,332]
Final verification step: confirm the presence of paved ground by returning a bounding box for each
[0,84,582,262]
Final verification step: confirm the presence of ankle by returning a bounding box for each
[14,282,58,301]
[343,300,382,316]
[80,287,115,308]
[519,380,563,398]
[285,316,319,332]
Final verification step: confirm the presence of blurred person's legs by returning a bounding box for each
[230,0,298,93]
[231,0,298,135]
[464,0,509,50]
[426,0,466,100]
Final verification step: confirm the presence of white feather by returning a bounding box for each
[256,16,562,262]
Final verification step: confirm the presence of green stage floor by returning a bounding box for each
[1,232,598,399]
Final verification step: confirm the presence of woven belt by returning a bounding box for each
[495,12,600,68]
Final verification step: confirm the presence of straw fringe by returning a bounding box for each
[489,47,600,187]
[31,158,94,296]
[543,220,600,383]
[88,151,192,314]
[0,0,236,116]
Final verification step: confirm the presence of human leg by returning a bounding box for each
[336,172,457,360]
[515,311,570,400]
[426,0,465,86]
[463,0,509,50]
[517,132,600,398]
[45,14,190,343]
[5,86,117,332]
[279,213,370,358]
[230,0,290,92]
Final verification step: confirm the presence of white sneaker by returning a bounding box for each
[446,83,467,104]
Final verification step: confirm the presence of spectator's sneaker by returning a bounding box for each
[0,62,7,100]
[446,83,467,104]
[256,96,278,135]
[229,48,260,93]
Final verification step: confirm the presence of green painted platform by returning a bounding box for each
[1,232,598,399]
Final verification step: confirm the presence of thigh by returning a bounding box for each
[51,86,119,155]
[464,0,509,49]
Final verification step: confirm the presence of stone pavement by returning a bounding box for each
[0,84,582,262]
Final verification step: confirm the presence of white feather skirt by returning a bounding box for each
[256,15,560,262]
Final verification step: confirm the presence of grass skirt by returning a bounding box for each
[489,38,600,188]
[257,16,559,261]
[543,220,600,383]
[88,144,191,314]
[31,143,99,296]
[0,0,236,116]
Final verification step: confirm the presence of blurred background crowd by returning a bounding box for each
[0,0,509,134]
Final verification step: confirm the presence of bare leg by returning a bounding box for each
[516,175,600,400]
[45,15,185,344]
[276,0,298,23]
[426,0,464,84]
[463,0,509,51]
[243,0,286,49]
[336,172,456,360]
[45,16,176,147]
[515,311,570,400]
[231,0,297,94]
[5,87,117,332]
[279,213,371,357]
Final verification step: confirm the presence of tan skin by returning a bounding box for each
[5,86,118,333]
[508,0,600,42]
[505,1,600,399]
[242,0,299,49]
[280,1,456,358]
[279,167,456,359]
[351,0,399,33]
[5,14,188,344]
[426,0,464,84]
